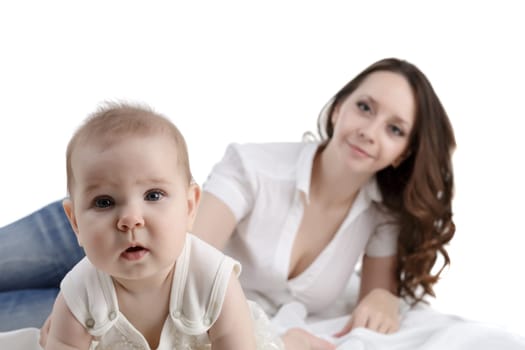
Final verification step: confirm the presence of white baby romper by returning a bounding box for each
[61,233,283,349]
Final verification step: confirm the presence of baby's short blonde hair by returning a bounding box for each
[66,102,192,195]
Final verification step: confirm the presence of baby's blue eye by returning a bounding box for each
[94,197,113,208]
[145,191,163,201]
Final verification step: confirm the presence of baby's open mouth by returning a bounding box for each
[126,246,144,252]
[121,245,149,260]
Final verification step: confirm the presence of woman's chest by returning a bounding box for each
[287,200,352,279]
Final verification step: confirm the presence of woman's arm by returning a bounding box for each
[334,254,400,336]
[44,292,92,350]
[191,192,238,250]
[359,254,397,297]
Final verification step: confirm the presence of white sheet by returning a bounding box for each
[1,304,524,349]
[0,327,42,349]
[272,301,525,349]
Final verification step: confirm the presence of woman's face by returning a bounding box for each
[329,71,416,176]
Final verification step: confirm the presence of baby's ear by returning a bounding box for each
[62,199,82,246]
[186,183,201,230]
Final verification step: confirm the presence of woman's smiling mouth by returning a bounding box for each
[347,141,374,159]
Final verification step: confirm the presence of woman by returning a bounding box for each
[193,57,455,340]
[1,58,456,347]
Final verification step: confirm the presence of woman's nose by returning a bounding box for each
[357,120,380,143]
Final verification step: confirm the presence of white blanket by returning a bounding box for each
[272,301,525,349]
[0,327,42,349]
[1,304,524,349]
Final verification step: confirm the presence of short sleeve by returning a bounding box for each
[365,211,398,257]
[60,258,118,337]
[202,143,256,221]
[171,234,242,335]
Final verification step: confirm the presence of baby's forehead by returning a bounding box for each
[69,138,185,190]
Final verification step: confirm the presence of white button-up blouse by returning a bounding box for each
[202,142,398,317]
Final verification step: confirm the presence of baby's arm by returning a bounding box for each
[207,274,257,350]
[44,292,92,350]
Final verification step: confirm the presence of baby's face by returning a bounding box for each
[65,134,197,282]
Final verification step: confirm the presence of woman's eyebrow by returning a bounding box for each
[391,115,411,127]
[360,94,376,107]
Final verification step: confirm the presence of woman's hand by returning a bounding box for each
[282,328,336,350]
[334,288,400,337]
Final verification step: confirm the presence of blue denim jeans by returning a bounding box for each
[0,200,85,331]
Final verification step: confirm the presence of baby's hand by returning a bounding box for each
[39,315,52,348]
[334,288,400,336]
[282,328,336,350]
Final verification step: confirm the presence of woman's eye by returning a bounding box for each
[94,197,113,208]
[145,190,164,201]
[389,125,405,137]
[357,101,371,113]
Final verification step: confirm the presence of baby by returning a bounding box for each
[44,102,284,349]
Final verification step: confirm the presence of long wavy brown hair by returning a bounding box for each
[318,58,456,303]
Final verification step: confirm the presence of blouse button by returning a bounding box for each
[108,311,117,320]
[203,317,211,326]
[85,318,95,328]
[172,310,181,318]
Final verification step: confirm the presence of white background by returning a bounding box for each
[0,1,523,336]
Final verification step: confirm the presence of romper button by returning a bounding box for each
[204,317,211,326]
[108,311,117,320]
[86,318,95,328]
[173,310,181,318]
